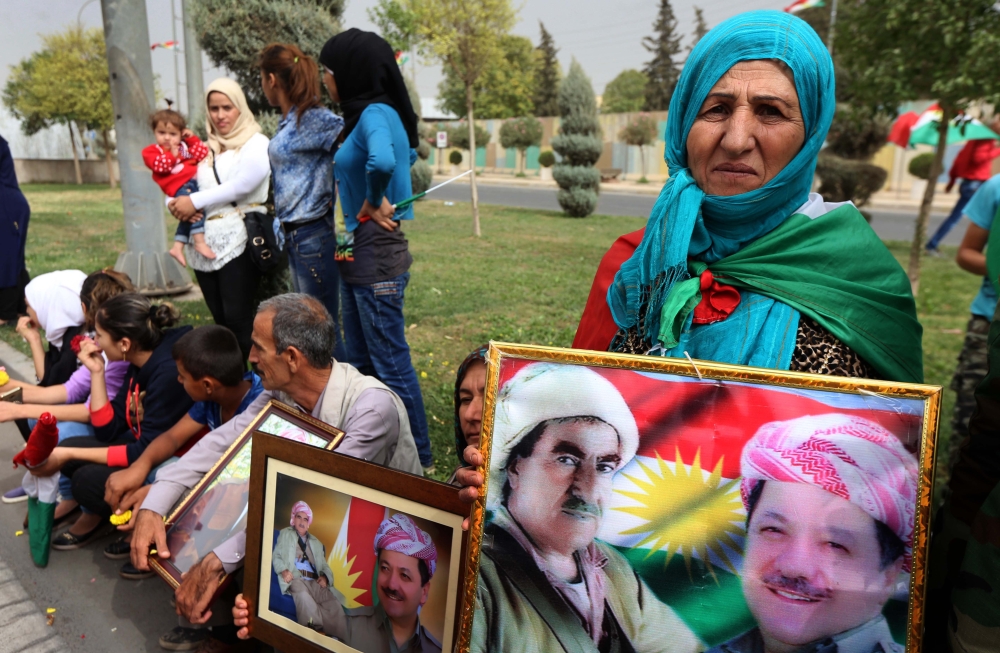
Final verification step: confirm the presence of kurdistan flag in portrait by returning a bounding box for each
[496,360,924,647]
[327,497,388,608]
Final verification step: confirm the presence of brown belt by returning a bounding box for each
[299,570,318,580]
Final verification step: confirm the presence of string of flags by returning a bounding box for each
[151,41,180,51]
[783,0,825,13]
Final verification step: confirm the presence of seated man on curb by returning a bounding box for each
[272,501,336,631]
[128,293,422,648]
[236,513,442,652]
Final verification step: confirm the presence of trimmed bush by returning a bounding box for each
[447,123,490,152]
[908,153,936,180]
[557,187,599,218]
[815,152,888,207]
[416,140,431,160]
[499,116,543,174]
[449,150,463,166]
[538,149,556,168]
[552,60,602,218]
[411,159,432,195]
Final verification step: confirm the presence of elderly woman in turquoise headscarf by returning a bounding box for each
[573,9,922,384]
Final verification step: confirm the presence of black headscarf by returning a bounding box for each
[453,345,489,466]
[319,29,420,148]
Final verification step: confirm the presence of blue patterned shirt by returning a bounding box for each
[269,106,343,225]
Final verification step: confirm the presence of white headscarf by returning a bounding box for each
[204,78,261,158]
[24,270,86,349]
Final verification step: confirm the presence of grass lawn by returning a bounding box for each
[3,184,975,490]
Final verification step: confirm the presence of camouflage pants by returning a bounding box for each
[947,315,993,475]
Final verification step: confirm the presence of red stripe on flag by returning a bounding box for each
[345,497,386,606]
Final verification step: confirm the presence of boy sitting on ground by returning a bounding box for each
[141,109,212,266]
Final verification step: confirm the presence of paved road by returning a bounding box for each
[430,182,963,247]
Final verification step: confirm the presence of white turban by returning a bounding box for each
[486,363,639,509]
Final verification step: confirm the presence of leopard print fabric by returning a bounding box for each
[611,313,878,379]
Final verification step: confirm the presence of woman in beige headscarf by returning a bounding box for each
[168,79,271,358]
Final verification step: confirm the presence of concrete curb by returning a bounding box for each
[0,339,36,384]
[0,554,70,652]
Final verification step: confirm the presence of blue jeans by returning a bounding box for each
[286,215,347,362]
[341,273,433,467]
[926,179,984,251]
[173,179,205,243]
[27,418,95,512]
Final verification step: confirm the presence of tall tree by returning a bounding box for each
[688,6,709,54]
[838,0,1000,295]
[437,35,535,119]
[414,0,517,237]
[367,0,421,86]
[642,0,683,111]
[499,116,543,174]
[189,0,343,115]
[602,69,648,114]
[533,22,561,117]
[552,60,603,218]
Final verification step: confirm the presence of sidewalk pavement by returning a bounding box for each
[434,171,959,212]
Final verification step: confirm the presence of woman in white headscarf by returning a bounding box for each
[16,269,87,386]
[167,79,271,359]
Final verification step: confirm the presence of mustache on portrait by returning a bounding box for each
[562,495,602,518]
[380,585,404,601]
[761,572,834,600]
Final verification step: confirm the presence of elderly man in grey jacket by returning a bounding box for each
[128,293,422,627]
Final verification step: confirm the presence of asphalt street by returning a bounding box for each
[430,182,961,247]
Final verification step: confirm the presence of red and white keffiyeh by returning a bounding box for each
[740,413,918,571]
[290,501,313,527]
[374,514,438,578]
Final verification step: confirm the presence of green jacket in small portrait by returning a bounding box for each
[272,527,334,594]
[471,520,704,653]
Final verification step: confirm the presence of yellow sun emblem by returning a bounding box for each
[328,542,367,608]
[613,447,745,583]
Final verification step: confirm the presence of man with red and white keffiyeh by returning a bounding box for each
[708,413,917,653]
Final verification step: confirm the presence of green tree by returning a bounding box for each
[437,35,535,119]
[551,60,603,217]
[499,116,543,175]
[618,113,658,181]
[414,0,518,236]
[446,122,490,153]
[602,69,648,114]
[367,0,421,86]
[533,22,561,117]
[688,6,709,54]
[189,0,343,115]
[642,0,683,111]
[838,0,1000,294]
[3,26,114,187]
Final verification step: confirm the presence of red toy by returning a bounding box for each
[13,413,59,469]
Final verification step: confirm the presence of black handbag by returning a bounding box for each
[212,159,282,272]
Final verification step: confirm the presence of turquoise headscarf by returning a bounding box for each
[607,10,836,349]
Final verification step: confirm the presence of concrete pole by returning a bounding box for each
[171,0,181,108]
[101,0,191,295]
[182,0,205,130]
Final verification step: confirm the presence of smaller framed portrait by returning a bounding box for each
[150,400,345,590]
[243,432,468,653]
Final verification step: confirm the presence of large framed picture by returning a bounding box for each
[459,343,941,653]
[150,400,345,590]
[243,432,468,653]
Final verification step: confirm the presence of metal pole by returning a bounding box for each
[182,0,205,130]
[101,0,191,295]
[827,0,838,55]
[171,0,181,108]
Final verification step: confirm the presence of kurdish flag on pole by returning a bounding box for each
[494,360,923,648]
[784,0,825,13]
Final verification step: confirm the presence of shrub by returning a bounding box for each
[908,152,936,180]
[618,113,659,179]
[447,123,490,152]
[551,61,602,218]
[815,151,888,207]
[826,104,893,161]
[499,116,543,174]
[449,150,463,166]
[552,164,600,190]
[411,159,432,195]
[538,149,556,168]
[416,140,431,161]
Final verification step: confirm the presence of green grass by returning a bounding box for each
[3,184,974,488]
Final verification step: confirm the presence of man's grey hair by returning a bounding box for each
[257,293,334,368]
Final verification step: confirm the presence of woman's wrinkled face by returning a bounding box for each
[686,60,806,196]
[207,91,240,136]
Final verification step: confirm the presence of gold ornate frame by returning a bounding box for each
[149,399,345,591]
[456,342,941,653]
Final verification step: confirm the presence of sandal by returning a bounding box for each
[104,536,131,560]
[51,522,110,550]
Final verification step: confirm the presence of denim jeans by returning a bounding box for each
[926,179,984,251]
[172,179,205,243]
[341,272,433,467]
[286,215,347,362]
[27,418,95,512]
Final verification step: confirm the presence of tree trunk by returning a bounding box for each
[466,84,481,237]
[639,145,646,179]
[102,129,116,190]
[68,123,82,185]
[907,106,953,296]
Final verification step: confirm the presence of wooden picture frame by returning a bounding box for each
[457,342,941,653]
[150,399,345,590]
[243,432,468,653]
